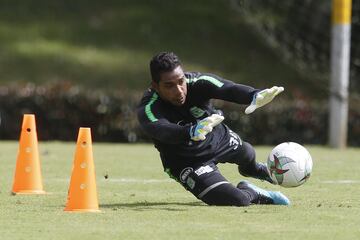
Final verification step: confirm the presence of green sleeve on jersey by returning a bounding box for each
[145,93,159,122]
[186,75,224,88]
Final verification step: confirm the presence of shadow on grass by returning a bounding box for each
[100,201,206,211]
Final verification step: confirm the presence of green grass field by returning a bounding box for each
[0,142,359,240]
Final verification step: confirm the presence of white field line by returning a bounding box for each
[105,178,173,183]
[48,178,173,184]
[48,179,360,184]
[321,180,360,184]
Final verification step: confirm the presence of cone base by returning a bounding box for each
[12,190,46,195]
[64,208,100,213]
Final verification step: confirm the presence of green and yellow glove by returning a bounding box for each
[190,114,224,141]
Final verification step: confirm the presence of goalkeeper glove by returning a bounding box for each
[190,114,224,141]
[245,86,284,114]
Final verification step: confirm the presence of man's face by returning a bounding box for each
[152,66,187,106]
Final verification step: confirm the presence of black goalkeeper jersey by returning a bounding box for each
[137,72,259,170]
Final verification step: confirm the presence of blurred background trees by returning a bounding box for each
[0,0,359,145]
[234,0,360,95]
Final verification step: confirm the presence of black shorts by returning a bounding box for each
[165,130,256,201]
[174,162,227,198]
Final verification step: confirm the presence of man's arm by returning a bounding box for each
[137,101,190,144]
[137,91,224,144]
[187,72,258,105]
[187,72,283,113]
[139,114,190,144]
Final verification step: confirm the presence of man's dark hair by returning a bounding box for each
[150,52,181,83]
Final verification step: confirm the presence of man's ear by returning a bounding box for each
[151,81,159,92]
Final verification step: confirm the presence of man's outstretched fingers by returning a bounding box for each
[275,87,284,96]
[208,114,224,127]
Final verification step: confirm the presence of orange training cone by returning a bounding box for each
[12,114,46,194]
[64,127,100,212]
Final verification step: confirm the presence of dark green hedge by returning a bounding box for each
[0,83,359,146]
[0,83,142,142]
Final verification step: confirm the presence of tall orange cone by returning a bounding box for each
[64,127,100,212]
[12,114,46,194]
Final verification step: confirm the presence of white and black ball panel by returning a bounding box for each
[267,142,312,188]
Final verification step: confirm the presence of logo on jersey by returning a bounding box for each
[229,130,242,150]
[186,177,196,189]
[190,107,205,118]
[180,167,193,183]
[195,165,214,176]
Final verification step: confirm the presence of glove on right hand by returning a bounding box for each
[190,114,224,141]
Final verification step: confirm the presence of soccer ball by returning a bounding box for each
[267,142,312,187]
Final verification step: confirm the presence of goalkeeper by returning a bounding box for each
[137,52,290,206]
